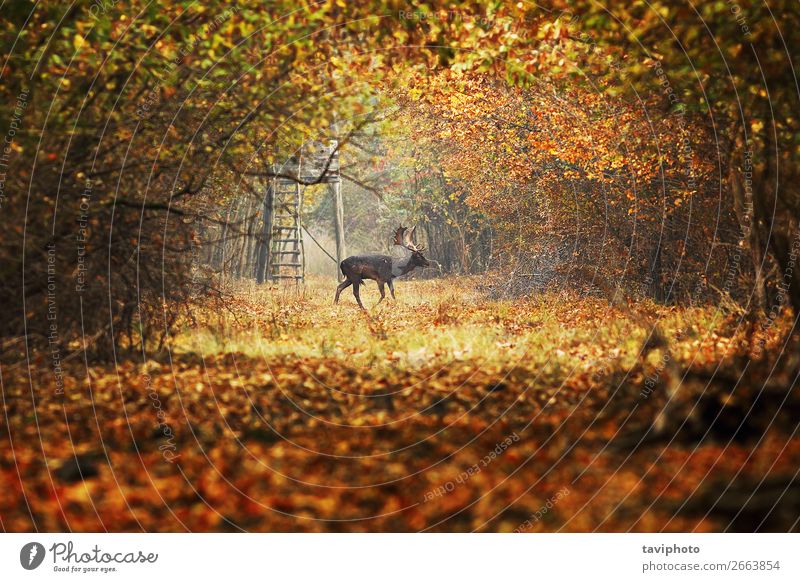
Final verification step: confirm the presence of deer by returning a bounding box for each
[334,225,430,309]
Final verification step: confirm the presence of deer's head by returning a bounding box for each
[394,225,430,268]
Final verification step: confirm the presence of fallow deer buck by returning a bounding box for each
[334,226,430,309]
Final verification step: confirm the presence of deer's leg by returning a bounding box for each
[376,282,386,305]
[334,279,352,304]
[352,280,366,310]
[387,279,396,300]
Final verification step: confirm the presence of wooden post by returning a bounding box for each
[331,179,345,281]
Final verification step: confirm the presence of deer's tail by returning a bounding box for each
[339,258,365,286]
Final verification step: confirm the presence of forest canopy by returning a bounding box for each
[1,0,797,348]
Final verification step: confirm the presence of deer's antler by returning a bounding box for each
[406,226,424,252]
[393,226,408,247]
[394,225,423,252]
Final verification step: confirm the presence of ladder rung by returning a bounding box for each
[271,275,303,279]
[271,262,302,267]
[271,250,300,254]
[272,239,302,243]
[272,226,298,230]
[273,215,298,219]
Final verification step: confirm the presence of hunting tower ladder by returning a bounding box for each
[268,172,305,282]
[266,141,341,283]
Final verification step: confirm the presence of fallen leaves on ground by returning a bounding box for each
[1,277,797,532]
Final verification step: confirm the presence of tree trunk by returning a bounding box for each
[729,160,767,314]
[331,180,345,281]
[255,182,273,284]
[754,113,800,317]
[649,239,665,303]
[244,198,256,279]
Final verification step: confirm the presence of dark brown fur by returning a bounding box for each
[334,251,429,309]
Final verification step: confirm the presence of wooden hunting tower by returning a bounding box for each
[265,140,344,282]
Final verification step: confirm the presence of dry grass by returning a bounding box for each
[176,275,743,384]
